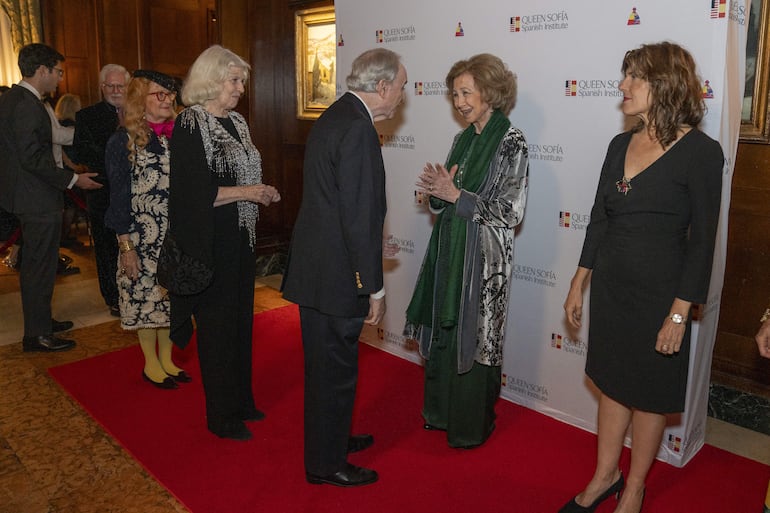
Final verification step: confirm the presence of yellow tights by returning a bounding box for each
[137,328,183,381]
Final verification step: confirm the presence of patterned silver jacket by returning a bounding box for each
[414,126,529,373]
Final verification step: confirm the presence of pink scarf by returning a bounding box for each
[147,119,174,139]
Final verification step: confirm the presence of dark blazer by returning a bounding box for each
[282,92,386,318]
[73,100,120,178]
[0,84,73,214]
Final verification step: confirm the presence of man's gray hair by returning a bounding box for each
[346,48,401,93]
[99,64,129,85]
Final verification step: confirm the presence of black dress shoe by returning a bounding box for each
[142,371,178,390]
[51,319,74,333]
[22,334,76,352]
[347,434,374,453]
[306,462,378,487]
[208,420,252,441]
[168,370,192,383]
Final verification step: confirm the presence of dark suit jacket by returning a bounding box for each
[73,100,120,179]
[0,84,73,214]
[282,92,386,318]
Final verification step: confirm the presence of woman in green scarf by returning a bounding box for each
[404,54,529,448]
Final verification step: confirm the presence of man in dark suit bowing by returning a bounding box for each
[282,48,407,487]
[0,43,102,352]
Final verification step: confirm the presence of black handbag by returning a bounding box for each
[156,233,214,295]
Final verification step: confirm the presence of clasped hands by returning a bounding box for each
[249,184,281,206]
[416,163,461,203]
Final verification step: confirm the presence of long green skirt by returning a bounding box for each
[422,325,501,448]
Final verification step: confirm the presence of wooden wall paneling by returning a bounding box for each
[145,0,210,79]
[58,0,97,103]
[280,1,332,232]
[42,0,100,105]
[247,0,286,251]
[207,3,218,47]
[218,0,248,121]
[96,0,140,73]
[713,142,770,397]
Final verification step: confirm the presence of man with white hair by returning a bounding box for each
[283,48,407,488]
[73,63,129,316]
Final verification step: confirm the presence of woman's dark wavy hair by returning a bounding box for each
[622,41,704,147]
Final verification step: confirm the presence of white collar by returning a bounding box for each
[18,80,42,100]
[348,91,374,123]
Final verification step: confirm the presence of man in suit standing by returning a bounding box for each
[282,48,407,487]
[0,43,102,352]
[72,64,129,317]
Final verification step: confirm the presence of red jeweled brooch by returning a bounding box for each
[616,176,632,195]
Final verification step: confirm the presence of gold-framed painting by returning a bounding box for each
[742,0,770,143]
[295,6,336,120]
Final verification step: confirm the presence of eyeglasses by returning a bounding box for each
[51,67,64,77]
[147,91,177,102]
[103,83,126,91]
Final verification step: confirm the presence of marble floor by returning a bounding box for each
[0,240,768,512]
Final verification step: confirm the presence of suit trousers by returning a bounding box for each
[300,306,364,476]
[16,211,60,337]
[86,187,118,307]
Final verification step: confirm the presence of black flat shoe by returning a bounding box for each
[208,420,252,440]
[51,319,74,332]
[142,371,178,390]
[109,305,120,317]
[306,462,378,487]
[558,473,624,513]
[22,334,76,352]
[168,370,192,383]
[347,434,374,453]
[423,423,445,431]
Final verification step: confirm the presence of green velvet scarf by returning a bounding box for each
[406,110,510,329]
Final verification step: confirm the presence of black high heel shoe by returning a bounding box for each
[557,472,624,513]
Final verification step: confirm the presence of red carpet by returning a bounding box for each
[50,305,768,513]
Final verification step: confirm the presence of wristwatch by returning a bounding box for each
[670,313,685,324]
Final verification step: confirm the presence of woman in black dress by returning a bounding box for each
[168,45,281,440]
[560,42,723,513]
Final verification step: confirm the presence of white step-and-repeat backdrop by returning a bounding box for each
[333,0,747,467]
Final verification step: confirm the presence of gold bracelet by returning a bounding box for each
[118,240,135,254]
[761,308,770,323]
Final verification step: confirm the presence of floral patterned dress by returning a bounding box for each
[104,130,170,329]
